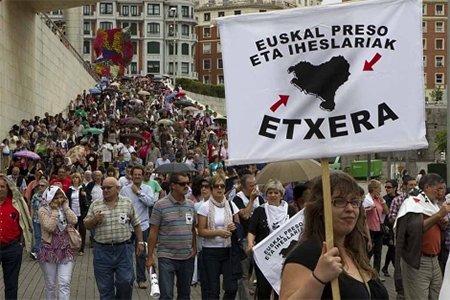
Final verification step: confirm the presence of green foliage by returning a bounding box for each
[176,78,225,98]
[435,129,447,153]
[431,85,443,102]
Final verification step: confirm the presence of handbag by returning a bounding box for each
[67,224,82,251]
[376,204,394,246]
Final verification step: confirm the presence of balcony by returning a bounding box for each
[20,0,99,13]
[117,12,144,20]
[83,11,97,20]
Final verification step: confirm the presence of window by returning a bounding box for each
[132,41,137,55]
[122,6,129,16]
[436,73,444,84]
[423,21,427,33]
[130,62,137,74]
[217,42,221,53]
[182,62,189,75]
[203,59,211,70]
[52,10,62,15]
[204,75,211,84]
[182,43,189,55]
[182,25,189,36]
[130,23,138,35]
[218,11,225,17]
[436,39,444,50]
[147,42,160,54]
[234,10,241,15]
[169,62,174,74]
[147,61,160,73]
[203,43,211,54]
[423,38,427,50]
[83,5,91,15]
[436,56,444,67]
[422,4,426,15]
[100,22,113,30]
[203,27,211,37]
[423,56,427,67]
[218,75,224,85]
[83,22,90,34]
[83,41,90,54]
[147,4,160,16]
[169,6,177,17]
[100,3,113,15]
[122,22,129,29]
[436,21,444,33]
[204,13,211,21]
[182,6,189,17]
[131,6,138,16]
[169,43,178,55]
[147,23,160,35]
[218,58,223,69]
[169,24,177,36]
[436,4,443,15]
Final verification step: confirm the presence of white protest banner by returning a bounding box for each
[253,210,305,294]
[216,0,427,166]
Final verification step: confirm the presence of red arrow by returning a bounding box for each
[270,95,290,112]
[363,53,382,71]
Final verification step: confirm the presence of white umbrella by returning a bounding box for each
[183,106,198,112]
[138,90,150,96]
[110,82,120,87]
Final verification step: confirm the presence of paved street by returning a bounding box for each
[0,243,397,299]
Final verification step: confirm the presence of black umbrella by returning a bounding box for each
[155,163,196,174]
[104,88,118,93]
[173,100,194,107]
[120,133,145,141]
[152,77,163,83]
[157,108,170,114]
[213,117,227,124]
[126,118,143,125]
[121,76,131,81]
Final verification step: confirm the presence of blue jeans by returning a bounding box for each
[93,243,135,300]
[158,257,194,300]
[202,247,237,300]
[131,228,149,283]
[0,241,23,299]
[32,222,41,253]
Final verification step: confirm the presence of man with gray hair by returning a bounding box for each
[395,173,450,300]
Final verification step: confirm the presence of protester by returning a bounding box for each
[198,174,240,299]
[38,185,78,300]
[280,172,388,299]
[291,183,310,213]
[381,179,399,277]
[30,178,49,259]
[247,179,296,299]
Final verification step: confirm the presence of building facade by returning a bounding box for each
[193,0,321,85]
[50,0,198,78]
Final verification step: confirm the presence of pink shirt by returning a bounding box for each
[366,197,384,232]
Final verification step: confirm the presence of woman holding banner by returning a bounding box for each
[280,172,388,300]
[247,179,296,299]
[197,174,240,299]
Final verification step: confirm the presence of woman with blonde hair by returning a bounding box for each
[38,185,78,300]
[280,172,388,300]
[247,179,296,299]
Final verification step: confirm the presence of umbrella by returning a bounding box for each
[157,108,170,114]
[176,91,186,96]
[155,163,196,174]
[121,133,145,141]
[173,100,194,107]
[157,119,174,126]
[81,128,103,135]
[120,117,134,124]
[65,145,87,163]
[126,118,143,125]
[183,106,198,112]
[138,91,150,96]
[213,117,227,124]
[110,82,120,87]
[104,88,118,93]
[140,78,150,82]
[164,93,176,101]
[89,88,101,94]
[153,77,163,82]
[14,150,41,160]
[163,89,172,94]
[130,99,144,104]
[255,159,323,185]
[121,76,131,81]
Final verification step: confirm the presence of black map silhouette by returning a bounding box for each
[288,55,350,112]
[279,240,298,258]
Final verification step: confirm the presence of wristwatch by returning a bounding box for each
[138,241,145,245]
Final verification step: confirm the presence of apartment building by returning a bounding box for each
[194,0,321,85]
[423,0,447,101]
[49,0,198,78]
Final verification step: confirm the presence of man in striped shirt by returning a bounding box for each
[147,172,197,300]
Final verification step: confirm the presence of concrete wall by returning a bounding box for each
[185,91,226,116]
[0,1,96,137]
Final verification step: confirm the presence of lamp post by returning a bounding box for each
[170,7,177,87]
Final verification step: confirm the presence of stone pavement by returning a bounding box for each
[0,244,397,299]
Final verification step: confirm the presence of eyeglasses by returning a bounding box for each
[38,184,47,187]
[385,186,393,189]
[101,186,115,190]
[332,198,363,208]
[213,184,226,189]
[144,172,152,176]
[176,181,190,187]
[431,187,446,193]
[201,184,210,189]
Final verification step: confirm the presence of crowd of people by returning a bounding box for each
[1,74,450,300]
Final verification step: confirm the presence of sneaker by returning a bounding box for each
[137,281,149,289]
[30,252,38,260]
[381,267,390,277]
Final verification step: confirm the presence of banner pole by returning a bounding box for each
[320,158,340,300]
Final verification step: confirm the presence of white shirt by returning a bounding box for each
[100,143,113,162]
[119,176,132,187]
[155,157,170,169]
[91,184,103,202]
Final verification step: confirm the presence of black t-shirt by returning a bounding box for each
[248,205,297,244]
[284,239,389,300]
[232,195,264,236]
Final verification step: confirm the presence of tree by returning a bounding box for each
[431,85,443,103]
[435,129,447,153]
